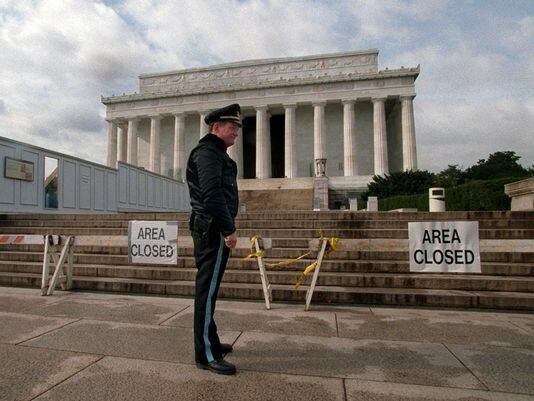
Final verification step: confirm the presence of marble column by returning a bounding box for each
[342,100,357,176]
[199,112,207,138]
[401,96,417,171]
[149,115,162,174]
[106,119,118,168]
[256,106,271,179]
[117,122,127,163]
[313,102,326,176]
[227,126,244,179]
[372,98,389,176]
[284,104,297,178]
[127,117,139,165]
[173,113,185,181]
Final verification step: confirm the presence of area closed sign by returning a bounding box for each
[128,221,178,264]
[408,221,481,273]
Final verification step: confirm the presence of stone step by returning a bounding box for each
[3,210,534,221]
[2,257,534,289]
[1,251,533,276]
[237,211,534,221]
[0,213,191,221]
[3,218,533,230]
[2,225,534,239]
[1,210,533,311]
[2,272,533,311]
[3,245,534,266]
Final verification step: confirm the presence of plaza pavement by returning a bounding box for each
[1,286,534,401]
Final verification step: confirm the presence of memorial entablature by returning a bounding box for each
[102,49,419,209]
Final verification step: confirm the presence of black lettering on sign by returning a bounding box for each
[422,228,462,244]
[136,227,167,240]
[413,249,475,265]
[452,229,461,243]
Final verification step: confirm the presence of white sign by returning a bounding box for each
[128,221,178,265]
[409,221,481,273]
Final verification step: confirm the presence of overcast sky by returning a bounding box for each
[1,0,532,173]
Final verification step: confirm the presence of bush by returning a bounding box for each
[378,193,428,211]
[445,177,516,211]
[377,177,518,211]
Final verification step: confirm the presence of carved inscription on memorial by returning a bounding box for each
[139,51,379,95]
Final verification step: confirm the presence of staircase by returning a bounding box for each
[1,211,533,310]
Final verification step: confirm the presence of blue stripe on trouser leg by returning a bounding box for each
[203,234,225,362]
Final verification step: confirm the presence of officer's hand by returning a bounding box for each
[224,232,238,248]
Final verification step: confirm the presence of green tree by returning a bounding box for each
[464,151,529,180]
[436,164,465,187]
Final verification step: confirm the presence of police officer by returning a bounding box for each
[186,103,241,375]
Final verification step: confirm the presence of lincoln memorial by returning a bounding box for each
[102,49,419,209]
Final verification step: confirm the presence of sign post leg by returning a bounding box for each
[255,238,271,310]
[41,235,51,296]
[65,237,74,290]
[305,239,327,311]
[46,236,72,295]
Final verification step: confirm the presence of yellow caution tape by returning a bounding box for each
[242,231,339,289]
[241,235,311,266]
[264,250,311,267]
[295,230,339,289]
[241,235,265,261]
[295,261,317,289]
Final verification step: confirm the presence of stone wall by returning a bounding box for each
[505,177,534,211]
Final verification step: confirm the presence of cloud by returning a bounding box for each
[0,0,150,164]
[118,0,344,68]
[417,96,534,171]
[0,0,532,174]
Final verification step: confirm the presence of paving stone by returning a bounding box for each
[33,356,345,401]
[22,319,240,364]
[509,315,534,335]
[345,379,534,401]
[0,288,62,314]
[231,332,483,389]
[447,344,534,395]
[30,295,190,325]
[0,312,77,344]
[0,343,100,401]
[164,304,337,337]
[337,311,534,349]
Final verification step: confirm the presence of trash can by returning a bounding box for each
[429,187,445,212]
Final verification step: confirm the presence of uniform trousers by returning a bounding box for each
[192,216,231,364]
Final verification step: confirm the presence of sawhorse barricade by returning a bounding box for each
[0,234,74,296]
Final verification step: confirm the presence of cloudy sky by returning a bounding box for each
[1,0,532,173]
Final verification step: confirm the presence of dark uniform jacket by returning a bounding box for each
[186,133,238,236]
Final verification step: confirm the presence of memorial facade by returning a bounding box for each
[102,49,419,209]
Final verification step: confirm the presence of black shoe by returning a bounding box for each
[220,343,233,355]
[196,358,236,375]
